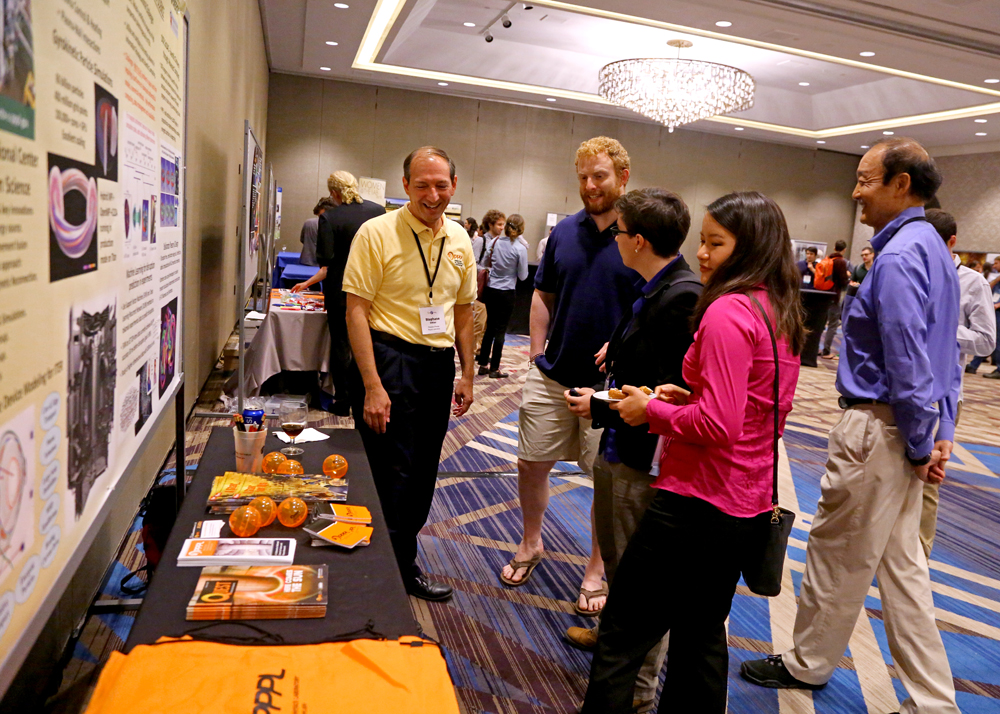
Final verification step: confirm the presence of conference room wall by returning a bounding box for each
[0,2,269,708]
[935,151,1000,252]
[267,73,860,268]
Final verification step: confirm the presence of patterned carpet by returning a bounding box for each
[50,330,1000,714]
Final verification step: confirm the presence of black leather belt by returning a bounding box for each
[838,396,888,409]
[370,329,452,355]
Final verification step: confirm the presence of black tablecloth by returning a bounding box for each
[125,426,417,650]
[800,288,838,368]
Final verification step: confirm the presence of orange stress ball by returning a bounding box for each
[276,459,304,475]
[322,454,348,478]
[262,451,287,474]
[277,497,309,528]
[229,505,262,537]
[248,495,277,526]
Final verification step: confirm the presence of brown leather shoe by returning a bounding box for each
[564,626,597,651]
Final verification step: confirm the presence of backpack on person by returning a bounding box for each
[813,255,836,291]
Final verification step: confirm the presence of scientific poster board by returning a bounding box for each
[358,176,385,205]
[0,0,187,690]
[240,121,263,302]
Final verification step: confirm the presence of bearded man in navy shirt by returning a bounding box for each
[742,138,961,714]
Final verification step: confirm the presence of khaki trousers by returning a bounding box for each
[783,405,959,714]
[592,455,669,704]
[473,300,487,355]
[919,401,959,559]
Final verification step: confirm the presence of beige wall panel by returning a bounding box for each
[419,94,481,215]
[370,87,433,199]
[936,151,1000,251]
[517,108,580,252]
[471,103,528,223]
[318,80,379,197]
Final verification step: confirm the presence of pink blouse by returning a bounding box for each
[646,293,800,518]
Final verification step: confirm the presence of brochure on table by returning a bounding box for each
[0,1,188,693]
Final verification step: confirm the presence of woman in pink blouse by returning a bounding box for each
[580,191,805,713]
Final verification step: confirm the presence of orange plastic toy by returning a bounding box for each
[262,451,287,474]
[276,459,304,475]
[322,454,348,478]
[229,505,262,537]
[248,495,277,526]
[277,497,309,528]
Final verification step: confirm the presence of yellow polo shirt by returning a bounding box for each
[342,204,477,348]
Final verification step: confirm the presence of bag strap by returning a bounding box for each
[748,293,781,519]
[485,237,500,268]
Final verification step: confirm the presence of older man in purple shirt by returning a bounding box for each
[742,137,961,714]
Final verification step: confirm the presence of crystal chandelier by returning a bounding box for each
[599,40,755,132]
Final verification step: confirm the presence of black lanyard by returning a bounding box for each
[412,229,446,303]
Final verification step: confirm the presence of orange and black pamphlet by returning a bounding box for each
[186,565,328,620]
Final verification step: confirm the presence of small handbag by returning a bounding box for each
[476,237,499,297]
[741,294,796,597]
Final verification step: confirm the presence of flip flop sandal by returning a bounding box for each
[574,583,609,617]
[499,553,543,587]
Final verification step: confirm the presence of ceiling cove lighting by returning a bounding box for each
[599,40,755,133]
[353,0,1000,138]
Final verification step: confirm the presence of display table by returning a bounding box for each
[272,250,302,288]
[800,288,838,367]
[226,291,331,397]
[281,263,323,289]
[126,426,417,650]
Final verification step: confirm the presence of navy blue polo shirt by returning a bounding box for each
[535,209,639,388]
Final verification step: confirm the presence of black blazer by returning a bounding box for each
[316,199,386,299]
[590,256,702,471]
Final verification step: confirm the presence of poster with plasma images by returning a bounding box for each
[0,0,187,681]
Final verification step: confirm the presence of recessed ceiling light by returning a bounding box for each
[861,145,870,149]
[883,130,894,135]
[715,21,732,27]
[859,51,875,57]
[985,79,1000,84]
[974,119,988,123]
[463,22,476,27]
[320,66,331,71]
[334,2,349,7]
[545,97,557,102]
[976,132,988,136]
[816,140,825,144]
[799,82,810,86]
[734,127,744,131]
[438,82,449,86]
[325,41,338,46]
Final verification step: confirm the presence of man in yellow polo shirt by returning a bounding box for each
[343,146,476,601]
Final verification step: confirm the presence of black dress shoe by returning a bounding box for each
[405,574,453,601]
[489,370,509,379]
[740,655,826,690]
[477,365,491,376]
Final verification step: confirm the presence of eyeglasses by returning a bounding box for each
[608,225,633,238]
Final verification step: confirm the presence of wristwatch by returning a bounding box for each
[906,453,931,467]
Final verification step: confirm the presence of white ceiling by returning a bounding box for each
[261,0,1000,155]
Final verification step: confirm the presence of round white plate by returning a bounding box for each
[592,390,622,403]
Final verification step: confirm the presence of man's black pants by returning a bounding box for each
[349,333,455,580]
[326,293,354,409]
[581,490,757,714]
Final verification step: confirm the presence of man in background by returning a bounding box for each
[922,208,995,556]
[298,197,336,267]
[479,209,506,267]
[796,246,818,288]
[850,245,874,285]
[819,239,851,359]
[343,147,476,601]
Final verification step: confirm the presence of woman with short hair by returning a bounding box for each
[477,214,529,378]
[581,191,805,713]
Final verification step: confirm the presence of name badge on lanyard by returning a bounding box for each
[412,229,447,335]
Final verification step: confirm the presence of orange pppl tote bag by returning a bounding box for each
[83,636,460,714]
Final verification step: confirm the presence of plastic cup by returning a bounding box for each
[233,427,268,472]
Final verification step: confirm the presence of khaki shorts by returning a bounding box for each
[517,365,602,474]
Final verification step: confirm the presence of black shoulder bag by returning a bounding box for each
[742,294,796,597]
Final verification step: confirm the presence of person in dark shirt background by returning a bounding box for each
[820,239,851,359]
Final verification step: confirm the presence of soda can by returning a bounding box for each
[242,397,266,430]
